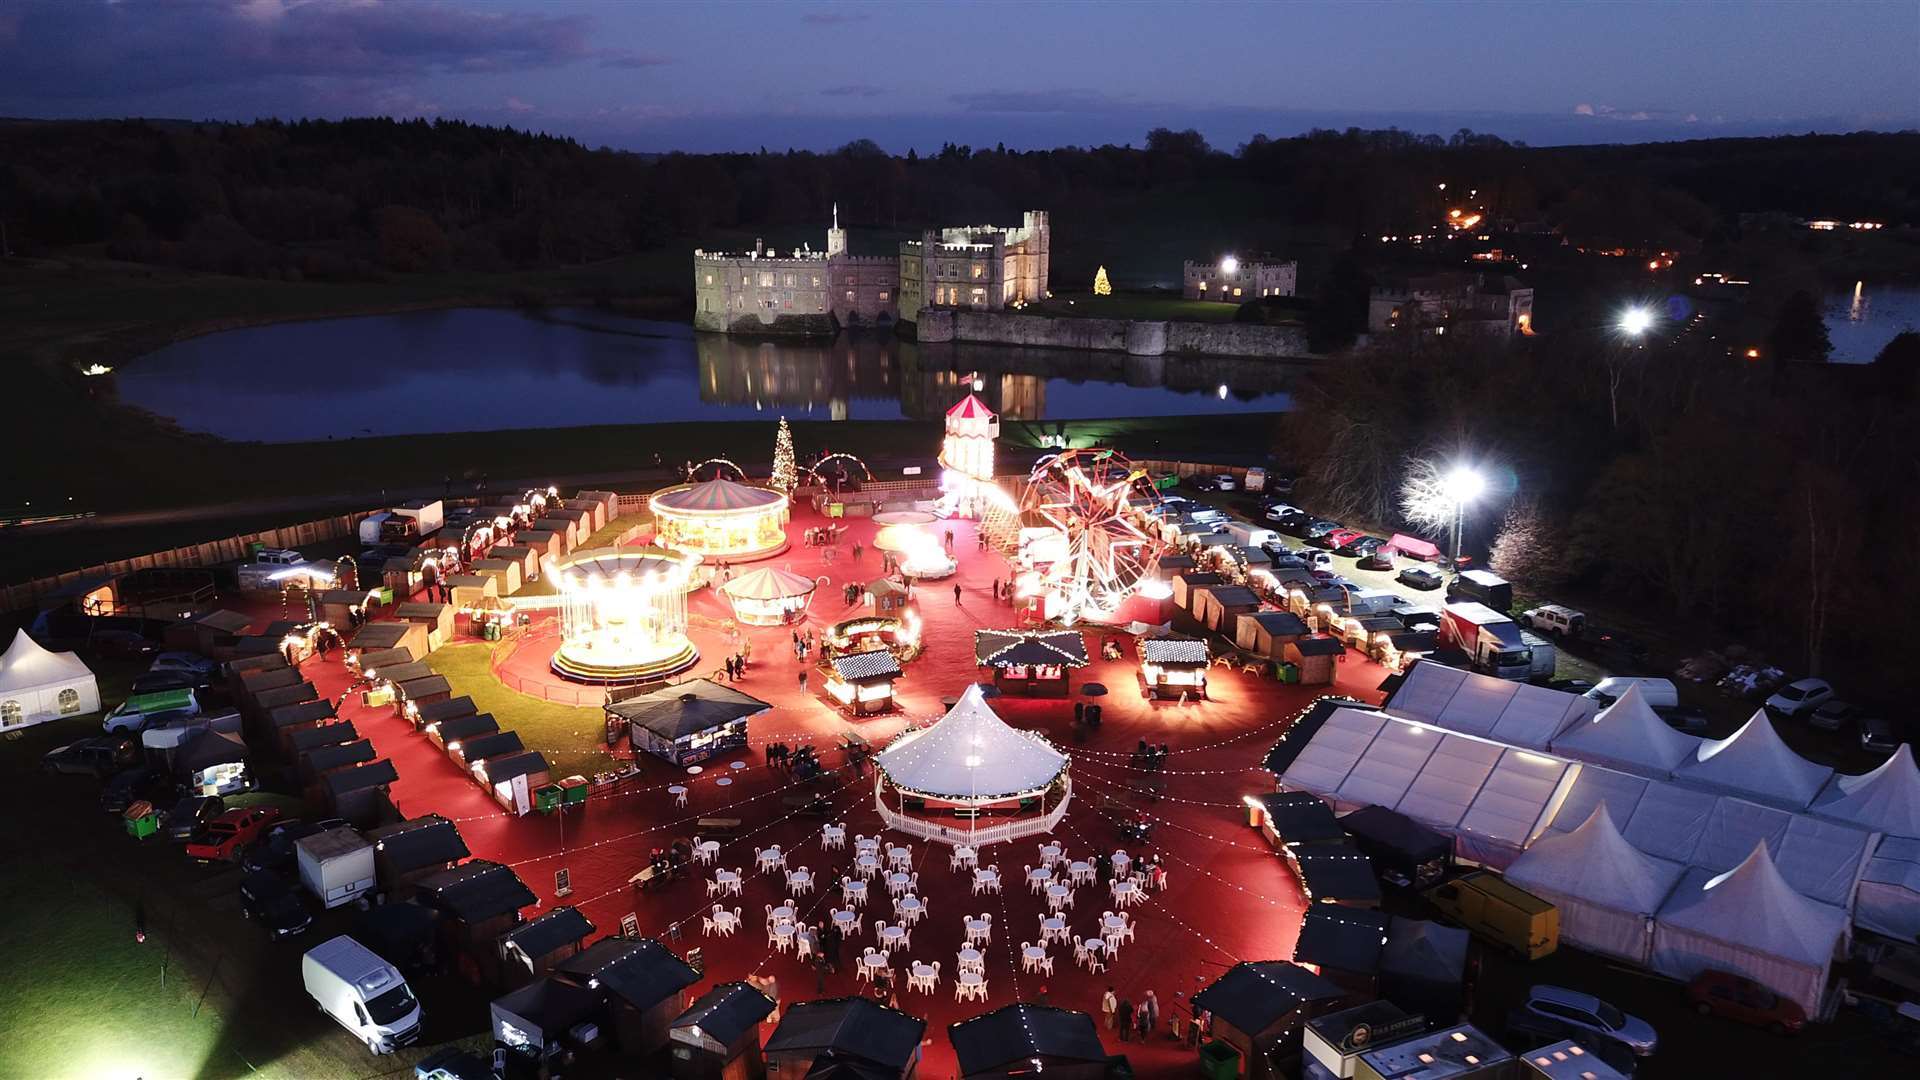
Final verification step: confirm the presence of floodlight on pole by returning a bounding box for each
[1618,306,1653,337]
[1443,464,1485,575]
[1220,255,1239,277]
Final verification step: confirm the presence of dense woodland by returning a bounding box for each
[5,117,1920,688]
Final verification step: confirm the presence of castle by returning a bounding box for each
[693,208,1049,336]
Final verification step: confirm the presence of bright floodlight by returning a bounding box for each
[1443,466,1485,504]
[1619,307,1653,336]
[1220,255,1239,276]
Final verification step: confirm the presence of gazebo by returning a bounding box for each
[607,679,773,766]
[872,683,1070,847]
[649,477,790,561]
[720,566,820,626]
[975,629,1088,697]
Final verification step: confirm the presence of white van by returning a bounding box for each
[302,936,423,1054]
[1584,677,1680,711]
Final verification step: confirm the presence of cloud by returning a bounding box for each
[598,50,672,69]
[505,96,534,114]
[1574,103,1597,116]
[952,88,1130,114]
[820,84,885,98]
[1574,102,1678,123]
[801,11,869,25]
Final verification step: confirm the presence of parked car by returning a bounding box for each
[1298,518,1342,540]
[1264,503,1301,522]
[187,806,285,863]
[1338,535,1386,558]
[132,669,208,695]
[414,1047,495,1080]
[1518,605,1586,638]
[1357,551,1395,571]
[1860,715,1901,754]
[1313,526,1363,550]
[1808,699,1866,733]
[101,767,175,814]
[240,870,314,939]
[1398,565,1444,591]
[42,736,137,777]
[1521,985,1659,1057]
[1686,970,1805,1034]
[163,795,227,843]
[150,651,217,678]
[1304,550,1335,571]
[243,818,346,875]
[1214,474,1237,491]
[1765,678,1834,719]
[89,629,158,658]
[1270,556,1310,572]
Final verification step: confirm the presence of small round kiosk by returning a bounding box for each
[872,683,1071,847]
[719,567,820,627]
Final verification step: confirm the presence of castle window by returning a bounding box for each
[704,274,713,286]
[878,291,889,302]
[972,265,984,279]
[812,275,821,287]
[1197,281,1208,291]
[784,299,793,310]
[759,272,775,287]
[1233,287,1242,297]
[784,273,795,287]
[846,290,856,302]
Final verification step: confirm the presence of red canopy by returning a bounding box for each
[1385,534,1441,562]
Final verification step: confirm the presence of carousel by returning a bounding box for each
[548,548,700,683]
[649,477,790,561]
[719,567,821,626]
[870,510,958,580]
[872,683,1071,847]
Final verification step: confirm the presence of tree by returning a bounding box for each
[1093,266,1111,296]
[1766,290,1832,364]
[770,417,797,494]
[1872,331,1920,401]
[1488,497,1570,589]
[375,205,448,273]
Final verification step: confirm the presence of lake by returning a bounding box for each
[1825,282,1920,363]
[115,308,1298,443]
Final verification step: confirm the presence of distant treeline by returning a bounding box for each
[2,117,1917,282]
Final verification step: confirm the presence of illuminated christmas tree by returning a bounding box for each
[770,417,797,493]
[1093,265,1112,296]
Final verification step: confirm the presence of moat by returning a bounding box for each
[115,307,1299,443]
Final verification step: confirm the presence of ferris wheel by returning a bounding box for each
[1019,449,1166,624]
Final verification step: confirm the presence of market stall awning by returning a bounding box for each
[833,651,901,684]
[1192,961,1345,1038]
[875,683,1067,799]
[606,679,773,740]
[1141,635,1209,665]
[975,629,1089,669]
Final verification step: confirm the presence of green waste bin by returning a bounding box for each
[1279,661,1300,684]
[377,586,394,605]
[534,784,564,814]
[559,775,589,807]
[248,541,267,555]
[124,802,159,839]
[1198,1040,1241,1080]
[482,622,501,641]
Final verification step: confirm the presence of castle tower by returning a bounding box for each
[826,202,847,258]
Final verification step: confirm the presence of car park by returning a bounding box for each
[240,870,314,939]
[1521,985,1659,1057]
[1397,565,1444,590]
[1686,970,1805,1034]
[187,806,284,863]
[1764,678,1833,719]
[1860,715,1900,754]
[102,688,203,733]
[163,795,226,843]
[42,736,137,777]
[1808,699,1865,733]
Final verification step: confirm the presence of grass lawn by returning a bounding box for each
[426,643,614,775]
[1027,291,1244,323]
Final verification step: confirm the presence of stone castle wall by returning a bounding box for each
[915,309,1314,359]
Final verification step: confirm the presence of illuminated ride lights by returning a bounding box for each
[548,547,700,684]
[1015,449,1167,626]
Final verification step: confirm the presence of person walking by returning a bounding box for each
[1117,998,1135,1043]
[1074,700,1086,726]
[1143,989,1161,1038]
[953,583,963,605]
[741,640,752,668]
[1101,986,1118,1030]
[798,670,809,694]
[852,542,863,562]
[1135,1004,1151,1042]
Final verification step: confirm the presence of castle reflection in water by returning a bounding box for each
[694,331,1298,422]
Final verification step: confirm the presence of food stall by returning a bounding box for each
[825,650,902,715]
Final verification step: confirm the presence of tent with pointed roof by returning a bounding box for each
[0,628,99,728]
[873,684,1069,844]
[1651,841,1848,1015]
[1506,806,1686,964]
[1549,682,1702,777]
[1675,710,1834,808]
[721,566,819,626]
[1813,744,1920,838]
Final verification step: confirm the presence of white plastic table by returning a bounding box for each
[716,870,741,891]
[668,784,689,807]
[1027,866,1052,889]
[696,840,721,863]
[1022,944,1047,964]
[1102,913,1127,934]
[861,952,889,973]
[1041,915,1069,942]
[1069,860,1093,884]
[953,845,977,867]
[1038,843,1062,865]
[822,825,846,847]
[843,879,868,903]
[757,848,784,871]
[770,905,796,924]
[771,922,795,947]
[1111,880,1139,906]
[1045,883,1072,911]
[856,854,880,875]
[887,845,912,867]
[787,869,813,890]
[1111,851,1132,876]
[897,896,924,921]
[832,909,857,931]
[964,916,991,941]
[887,871,912,894]
[957,946,984,971]
[878,924,907,950]
[974,869,999,889]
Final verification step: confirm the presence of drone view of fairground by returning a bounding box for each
[7,4,1920,1080]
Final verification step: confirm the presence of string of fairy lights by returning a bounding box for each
[1050,811,1244,967]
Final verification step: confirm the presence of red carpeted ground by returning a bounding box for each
[280,506,1392,1078]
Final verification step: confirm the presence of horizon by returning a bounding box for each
[1,0,1914,154]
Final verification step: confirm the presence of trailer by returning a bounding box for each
[297,826,377,909]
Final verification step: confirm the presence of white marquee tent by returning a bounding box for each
[1855,836,1920,943]
[0,628,100,729]
[1674,710,1834,809]
[1651,842,1850,1016]
[874,683,1068,800]
[1505,806,1685,965]
[1548,682,1702,777]
[1813,744,1920,838]
[1383,662,1596,749]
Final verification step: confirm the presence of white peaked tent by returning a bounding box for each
[1549,682,1702,777]
[1675,710,1833,809]
[1813,744,1920,838]
[1854,837,1920,943]
[875,683,1068,801]
[1506,806,1685,965]
[1652,841,1849,1016]
[0,628,100,728]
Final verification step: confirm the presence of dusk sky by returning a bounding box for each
[1,0,1914,152]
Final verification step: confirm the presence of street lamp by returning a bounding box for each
[1618,306,1653,337]
[1220,255,1239,277]
[1442,465,1485,574]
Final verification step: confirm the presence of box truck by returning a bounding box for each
[1425,871,1559,960]
[1447,569,1513,612]
[1439,602,1540,681]
[297,826,377,909]
[302,935,423,1054]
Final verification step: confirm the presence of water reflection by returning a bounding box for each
[115,308,1296,442]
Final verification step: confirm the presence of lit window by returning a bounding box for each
[972,265,984,279]
[784,273,795,287]
[846,290,856,302]
[759,272,775,287]
[783,299,793,310]
[0,700,18,725]
[878,291,889,301]
[57,688,80,713]
[812,275,821,287]
[1197,281,1208,291]
[704,274,713,286]
[1233,287,1242,297]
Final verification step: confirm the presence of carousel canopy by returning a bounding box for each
[975,629,1089,669]
[653,477,785,513]
[947,393,996,421]
[722,567,819,602]
[606,679,773,740]
[875,683,1068,800]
